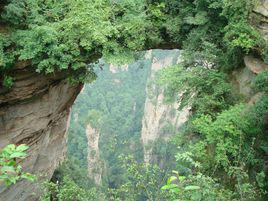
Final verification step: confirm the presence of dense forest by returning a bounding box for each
[0,0,268,201]
[49,50,182,200]
[65,56,150,189]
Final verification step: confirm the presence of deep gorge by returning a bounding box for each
[1,0,268,200]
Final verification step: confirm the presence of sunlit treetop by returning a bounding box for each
[0,0,262,87]
[0,0,170,79]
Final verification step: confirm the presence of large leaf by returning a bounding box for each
[161,184,178,190]
[16,144,29,152]
[10,152,27,158]
[184,185,200,191]
[1,165,16,173]
[167,176,177,184]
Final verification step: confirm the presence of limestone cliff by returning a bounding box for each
[0,63,82,201]
[233,0,268,99]
[253,0,268,40]
[141,50,191,164]
[86,124,102,185]
[0,1,267,199]
[232,56,268,100]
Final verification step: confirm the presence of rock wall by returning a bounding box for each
[86,124,102,185]
[109,63,129,73]
[141,50,191,164]
[253,0,268,40]
[232,56,268,100]
[0,63,82,201]
[233,0,268,99]
[0,1,267,199]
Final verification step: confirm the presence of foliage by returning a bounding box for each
[161,97,267,200]
[162,172,234,201]
[191,104,258,172]
[0,0,171,87]
[253,71,268,93]
[152,2,268,198]
[51,50,181,200]
[161,104,267,200]
[108,155,170,201]
[2,75,13,88]
[249,95,268,139]
[158,0,261,70]
[1,0,266,199]
[0,144,36,186]
[52,158,93,188]
[157,65,234,117]
[162,169,264,201]
[42,159,107,201]
[67,61,149,186]
[0,33,14,71]
[155,9,268,194]
[46,154,172,201]
[1,0,262,87]
[41,176,90,201]
[223,21,262,54]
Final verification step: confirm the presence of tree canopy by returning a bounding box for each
[0,0,264,87]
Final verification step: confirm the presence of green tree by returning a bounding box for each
[0,144,35,186]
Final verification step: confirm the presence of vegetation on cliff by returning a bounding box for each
[1,0,268,200]
[0,144,35,186]
[0,0,176,87]
[49,50,181,200]
[67,61,149,188]
[1,0,263,86]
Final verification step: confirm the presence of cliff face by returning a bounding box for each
[233,0,268,99]
[233,56,268,100]
[253,0,268,40]
[140,1,268,165]
[0,63,82,200]
[86,124,102,185]
[0,1,267,199]
[141,50,191,164]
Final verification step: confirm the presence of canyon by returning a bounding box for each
[0,64,82,200]
[0,0,268,200]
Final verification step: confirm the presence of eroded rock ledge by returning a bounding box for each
[0,63,82,201]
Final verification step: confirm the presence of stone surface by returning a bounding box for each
[0,64,82,200]
[231,55,268,100]
[109,64,129,73]
[1,1,268,198]
[254,0,268,17]
[253,0,268,40]
[232,0,268,100]
[86,124,102,185]
[244,56,268,74]
[141,50,191,164]
[232,66,255,99]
